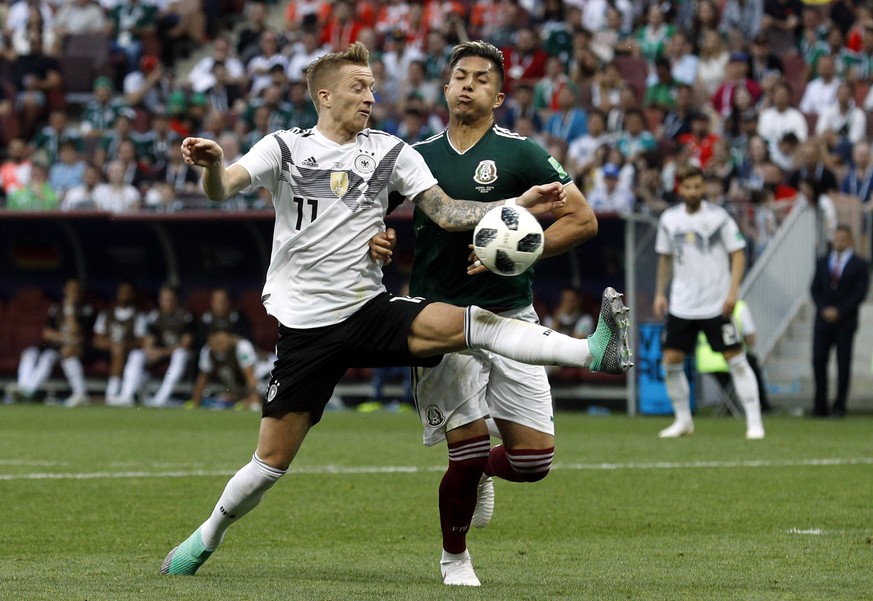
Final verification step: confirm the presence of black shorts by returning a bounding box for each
[662,313,742,355]
[262,292,443,424]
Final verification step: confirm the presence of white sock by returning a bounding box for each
[728,353,763,431]
[22,349,59,395]
[152,349,189,405]
[120,349,146,401]
[199,453,286,549]
[464,306,591,367]
[664,363,692,424]
[106,376,121,399]
[61,356,87,396]
[17,347,39,389]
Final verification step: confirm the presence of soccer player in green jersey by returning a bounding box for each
[370,41,620,586]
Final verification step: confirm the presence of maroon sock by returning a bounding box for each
[486,444,554,482]
[440,435,490,554]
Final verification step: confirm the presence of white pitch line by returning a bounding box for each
[1,457,872,481]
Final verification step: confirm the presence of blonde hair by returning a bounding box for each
[305,42,371,109]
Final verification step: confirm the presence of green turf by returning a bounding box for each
[1,405,871,600]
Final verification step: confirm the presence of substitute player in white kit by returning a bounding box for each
[653,164,765,440]
[161,42,632,578]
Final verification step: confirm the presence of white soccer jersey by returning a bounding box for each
[236,127,438,328]
[655,201,746,319]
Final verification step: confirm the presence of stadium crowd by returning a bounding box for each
[2,0,873,256]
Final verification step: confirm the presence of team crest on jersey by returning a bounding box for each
[473,160,498,185]
[425,405,445,427]
[330,171,349,197]
[353,153,376,175]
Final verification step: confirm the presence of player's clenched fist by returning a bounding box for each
[181,137,224,168]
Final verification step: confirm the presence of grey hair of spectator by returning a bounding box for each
[448,41,506,89]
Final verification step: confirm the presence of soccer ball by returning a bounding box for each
[473,205,544,276]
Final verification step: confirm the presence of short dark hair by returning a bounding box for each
[449,41,505,88]
[677,164,704,182]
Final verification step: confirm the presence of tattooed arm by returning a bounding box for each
[411,182,567,232]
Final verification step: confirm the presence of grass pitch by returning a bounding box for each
[1,405,871,601]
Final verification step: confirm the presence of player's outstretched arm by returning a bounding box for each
[412,183,566,232]
[540,183,597,260]
[181,137,251,201]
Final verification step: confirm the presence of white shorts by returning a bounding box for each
[415,305,554,446]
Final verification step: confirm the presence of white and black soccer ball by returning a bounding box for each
[473,205,544,276]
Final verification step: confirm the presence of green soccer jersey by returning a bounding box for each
[409,124,571,309]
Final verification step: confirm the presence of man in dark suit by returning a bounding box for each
[810,225,870,417]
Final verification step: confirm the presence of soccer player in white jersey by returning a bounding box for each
[653,165,765,440]
[161,42,633,578]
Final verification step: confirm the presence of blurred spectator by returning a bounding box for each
[845,6,873,52]
[236,0,269,65]
[502,26,547,90]
[147,141,199,203]
[396,60,440,114]
[5,278,95,406]
[48,140,86,201]
[10,6,56,55]
[155,0,205,67]
[246,30,288,98]
[664,29,697,87]
[11,28,61,138]
[166,90,192,137]
[761,0,803,36]
[140,284,195,407]
[424,29,452,81]
[644,56,679,111]
[591,61,626,113]
[678,112,720,169]
[661,82,694,140]
[722,0,764,46]
[534,55,576,111]
[92,159,141,212]
[797,6,828,72]
[758,80,808,169]
[53,0,108,40]
[5,0,54,38]
[615,108,656,161]
[138,113,178,169]
[498,81,542,131]
[0,138,31,196]
[586,161,634,213]
[320,0,362,51]
[688,0,721,55]
[7,161,57,210]
[840,141,873,206]
[543,84,587,146]
[108,0,157,75]
[395,108,434,144]
[731,133,769,200]
[79,77,128,138]
[242,84,293,133]
[202,61,246,114]
[748,31,784,84]
[694,29,728,102]
[566,109,609,180]
[198,287,253,345]
[123,53,171,113]
[382,29,425,92]
[284,0,330,36]
[30,109,84,165]
[187,36,246,93]
[761,160,798,218]
[285,28,326,83]
[722,85,758,150]
[91,281,147,406]
[189,329,262,410]
[799,54,840,115]
[591,5,632,63]
[710,52,761,119]
[789,140,838,205]
[62,162,103,210]
[816,81,866,164]
[632,4,674,65]
[543,287,594,339]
